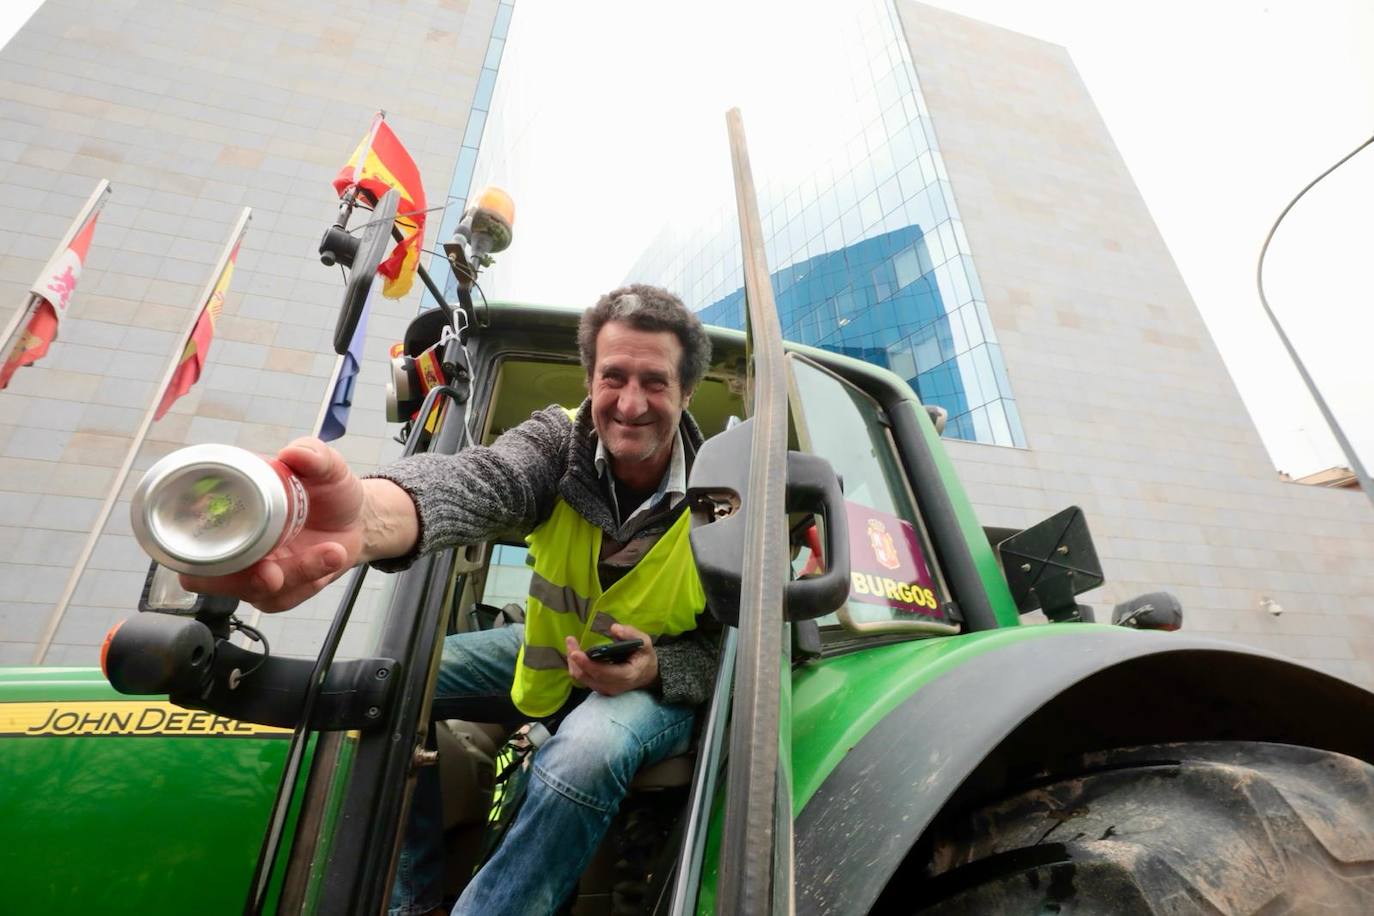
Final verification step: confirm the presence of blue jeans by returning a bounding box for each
[389,625,696,916]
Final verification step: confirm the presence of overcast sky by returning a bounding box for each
[1,0,1369,480]
[476,0,1373,479]
[944,0,1373,481]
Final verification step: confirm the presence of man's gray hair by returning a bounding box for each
[578,284,712,392]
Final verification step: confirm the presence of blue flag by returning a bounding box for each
[318,287,372,442]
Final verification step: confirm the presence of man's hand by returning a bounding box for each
[566,623,659,697]
[177,438,416,613]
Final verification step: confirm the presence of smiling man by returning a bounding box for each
[180,284,716,916]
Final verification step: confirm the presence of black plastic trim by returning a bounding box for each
[175,646,397,731]
[688,430,849,625]
[883,398,998,631]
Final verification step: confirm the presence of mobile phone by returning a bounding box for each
[585,638,644,664]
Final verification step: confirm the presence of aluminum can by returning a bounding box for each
[130,444,309,577]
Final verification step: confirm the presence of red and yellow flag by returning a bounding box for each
[0,210,100,389]
[333,114,426,299]
[154,242,239,420]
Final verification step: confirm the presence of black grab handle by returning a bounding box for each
[783,452,850,621]
[687,417,851,626]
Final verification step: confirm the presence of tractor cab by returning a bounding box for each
[341,296,978,912]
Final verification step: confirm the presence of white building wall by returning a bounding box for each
[0,0,501,665]
[897,1,1374,686]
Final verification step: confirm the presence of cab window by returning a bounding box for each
[787,354,956,637]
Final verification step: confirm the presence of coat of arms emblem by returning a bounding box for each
[866,518,901,571]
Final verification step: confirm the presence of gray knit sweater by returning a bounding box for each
[366,401,719,707]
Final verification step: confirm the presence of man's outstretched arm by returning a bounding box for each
[178,439,419,612]
[180,405,573,611]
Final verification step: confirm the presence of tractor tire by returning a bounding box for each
[913,741,1374,915]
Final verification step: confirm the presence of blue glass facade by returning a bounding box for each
[696,222,1023,445]
[625,0,1026,447]
[426,0,515,308]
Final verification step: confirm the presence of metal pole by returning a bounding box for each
[718,108,795,916]
[33,207,252,664]
[1256,132,1374,512]
[0,293,43,374]
[50,180,112,257]
[0,180,111,373]
[313,353,346,435]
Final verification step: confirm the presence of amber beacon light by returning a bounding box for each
[445,185,515,269]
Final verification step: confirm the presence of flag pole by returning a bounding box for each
[0,293,43,370]
[313,355,347,435]
[0,180,112,367]
[33,206,252,665]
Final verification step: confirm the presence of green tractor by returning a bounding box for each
[6,114,1374,916]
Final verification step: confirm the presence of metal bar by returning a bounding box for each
[33,206,251,665]
[391,222,454,313]
[775,634,795,908]
[719,107,795,916]
[244,559,371,914]
[45,180,113,266]
[667,628,738,915]
[313,353,346,436]
[1256,132,1374,512]
[883,399,1001,630]
[0,293,42,379]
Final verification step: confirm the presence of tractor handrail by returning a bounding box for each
[717,107,796,916]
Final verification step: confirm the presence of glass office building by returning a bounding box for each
[624,0,1026,447]
[427,0,516,308]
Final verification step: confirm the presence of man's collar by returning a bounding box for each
[558,400,704,538]
[594,429,687,533]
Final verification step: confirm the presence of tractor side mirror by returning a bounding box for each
[998,506,1103,623]
[925,404,947,435]
[332,188,400,355]
[1113,592,1183,631]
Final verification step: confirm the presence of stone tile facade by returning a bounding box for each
[897,1,1374,687]
[2,0,1370,694]
[0,0,500,665]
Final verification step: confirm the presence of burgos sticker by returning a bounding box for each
[845,501,942,618]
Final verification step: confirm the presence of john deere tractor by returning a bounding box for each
[5,113,1374,915]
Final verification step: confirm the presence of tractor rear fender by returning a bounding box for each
[793,626,1374,916]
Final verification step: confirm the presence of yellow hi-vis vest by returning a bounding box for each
[511,498,705,717]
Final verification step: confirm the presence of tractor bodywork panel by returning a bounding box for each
[0,667,305,911]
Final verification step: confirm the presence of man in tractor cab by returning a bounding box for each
[180,284,718,915]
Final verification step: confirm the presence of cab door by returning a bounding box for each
[786,353,959,641]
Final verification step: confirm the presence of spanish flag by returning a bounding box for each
[0,208,100,389]
[333,113,426,300]
[154,242,239,420]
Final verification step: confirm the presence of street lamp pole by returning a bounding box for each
[1256,131,1374,512]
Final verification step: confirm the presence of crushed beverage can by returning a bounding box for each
[130,444,309,577]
